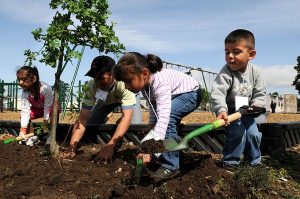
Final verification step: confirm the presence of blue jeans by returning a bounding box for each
[223,116,262,166]
[160,89,202,171]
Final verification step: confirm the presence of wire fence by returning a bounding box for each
[0,62,218,113]
[0,79,83,113]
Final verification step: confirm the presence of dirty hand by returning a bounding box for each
[137,153,151,165]
[93,144,115,163]
[217,112,230,126]
[60,147,76,159]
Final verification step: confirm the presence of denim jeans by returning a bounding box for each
[160,89,202,171]
[223,116,262,166]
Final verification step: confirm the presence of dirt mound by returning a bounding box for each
[0,142,250,199]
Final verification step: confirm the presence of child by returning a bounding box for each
[211,29,266,167]
[61,56,137,161]
[114,52,202,181]
[16,66,54,146]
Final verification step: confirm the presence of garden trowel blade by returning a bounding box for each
[162,138,188,152]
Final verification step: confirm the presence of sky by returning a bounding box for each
[0,0,300,95]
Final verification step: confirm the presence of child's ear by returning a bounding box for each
[142,68,150,78]
[248,49,256,60]
[32,75,37,83]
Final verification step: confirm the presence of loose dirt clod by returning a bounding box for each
[139,139,166,153]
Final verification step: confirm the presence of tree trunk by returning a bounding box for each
[49,40,65,156]
[50,90,59,155]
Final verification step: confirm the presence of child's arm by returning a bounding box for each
[150,81,172,140]
[250,71,267,107]
[20,91,31,134]
[94,108,133,162]
[211,73,231,115]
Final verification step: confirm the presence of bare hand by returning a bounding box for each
[137,153,151,165]
[60,151,76,159]
[217,112,230,126]
[60,145,76,159]
[93,144,115,163]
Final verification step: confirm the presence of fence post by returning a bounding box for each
[0,79,3,112]
[77,80,81,111]
[70,86,73,111]
[8,82,11,110]
[13,81,18,112]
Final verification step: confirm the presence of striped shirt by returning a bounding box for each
[142,69,200,140]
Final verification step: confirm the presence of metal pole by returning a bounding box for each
[131,93,142,124]
[8,83,11,110]
[14,81,18,112]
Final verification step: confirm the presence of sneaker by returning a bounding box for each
[152,167,180,182]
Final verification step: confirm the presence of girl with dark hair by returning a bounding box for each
[16,66,54,146]
[114,52,202,181]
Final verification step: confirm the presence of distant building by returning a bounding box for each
[268,94,297,113]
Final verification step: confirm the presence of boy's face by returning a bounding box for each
[95,72,114,91]
[225,39,256,72]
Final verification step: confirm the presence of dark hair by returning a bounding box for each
[17,66,40,101]
[225,29,255,49]
[114,52,163,81]
[85,56,115,78]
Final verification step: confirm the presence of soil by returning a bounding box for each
[139,139,166,153]
[1,111,300,198]
[0,142,251,199]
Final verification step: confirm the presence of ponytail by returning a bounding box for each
[145,54,163,73]
[32,67,40,101]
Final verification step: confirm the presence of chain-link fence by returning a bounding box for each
[0,79,83,113]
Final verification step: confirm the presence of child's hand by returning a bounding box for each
[217,112,230,126]
[60,147,76,159]
[137,153,151,165]
[93,143,115,163]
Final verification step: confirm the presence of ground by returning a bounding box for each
[0,111,300,198]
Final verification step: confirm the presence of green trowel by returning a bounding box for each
[3,132,36,144]
[163,105,266,152]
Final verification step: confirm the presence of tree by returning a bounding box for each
[292,56,300,94]
[24,0,125,155]
[271,92,279,96]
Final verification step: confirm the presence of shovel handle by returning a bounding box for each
[3,133,35,144]
[183,112,242,143]
[214,112,242,127]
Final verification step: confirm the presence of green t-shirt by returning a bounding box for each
[82,79,136,109]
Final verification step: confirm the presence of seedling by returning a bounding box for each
[135,158,143,184]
